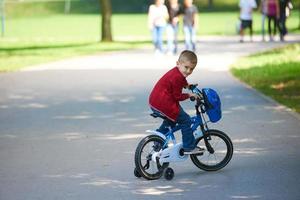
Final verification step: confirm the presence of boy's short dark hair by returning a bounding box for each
[178,50,197,65]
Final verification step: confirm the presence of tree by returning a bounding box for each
[100,0,112,42]
[208,0,213,9]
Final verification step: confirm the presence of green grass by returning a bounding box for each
[231,44,300,113]
[0,14,151,72]
[4,12,299,39]
[1,12,299,72]
[0,41,148,72]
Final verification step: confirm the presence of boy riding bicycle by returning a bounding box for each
[149,50,203,154]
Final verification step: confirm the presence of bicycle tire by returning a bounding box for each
[134,135,169,180]
[190,129,233,171]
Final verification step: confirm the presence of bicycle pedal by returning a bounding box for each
[183,148,204,155]
[184,151,204,155]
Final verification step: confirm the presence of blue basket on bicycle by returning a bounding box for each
[202,88,222,123]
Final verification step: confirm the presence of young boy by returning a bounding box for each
[149,50,203,154]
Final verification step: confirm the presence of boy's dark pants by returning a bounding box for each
[157,106,196,150]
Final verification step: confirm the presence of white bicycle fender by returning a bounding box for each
[146,130,166,140]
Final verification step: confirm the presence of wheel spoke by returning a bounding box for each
[208,153,212,164]
[142,148,151,156]
[213,153,218,164]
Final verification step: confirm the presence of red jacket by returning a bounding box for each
[149,67,189,121]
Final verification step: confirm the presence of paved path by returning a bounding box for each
[23,35,299,72]
[1,35,300,200]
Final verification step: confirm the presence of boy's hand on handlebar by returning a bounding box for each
[189,93,200,101]
[187,84,198,90]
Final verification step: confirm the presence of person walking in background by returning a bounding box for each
[266,0,280,41]
[259,0,268,41]
[182,0,198,52]
[148,0,169,54]
[166,0,181,55]
[278,0,292,41]
[239,0,257,42]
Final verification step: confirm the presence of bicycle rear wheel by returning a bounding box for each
[134,135,169,180]
[191,129,233,171]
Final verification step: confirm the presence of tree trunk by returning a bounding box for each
[100,0,112,42]
[208,0,213,9]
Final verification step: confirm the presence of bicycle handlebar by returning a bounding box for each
[188,84,207,115]
[189,84,203,101]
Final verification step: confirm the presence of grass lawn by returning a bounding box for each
[231,43,300,113]
[0,41,148,72]
[1,12,300,72]
[3,12,299,39]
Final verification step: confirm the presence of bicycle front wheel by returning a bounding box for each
[191,129,233,171]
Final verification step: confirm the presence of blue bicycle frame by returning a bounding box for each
[161,114,206,149]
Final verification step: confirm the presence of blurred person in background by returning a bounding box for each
[148,0,169,54]
[259,0,268,41]
[239,0,257,42]
[278,0,293,41]
[166,0,181,55]
[266,0,280,41]
[182,0,198,52]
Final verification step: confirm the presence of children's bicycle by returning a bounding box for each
[134,85,233,180]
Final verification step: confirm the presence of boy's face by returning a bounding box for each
[177,60,196,77]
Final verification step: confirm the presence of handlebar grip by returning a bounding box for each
[188,84,198,90]
[190,96,196,101]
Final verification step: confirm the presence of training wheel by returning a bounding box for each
[134,168,141,178]
[164,167,174,180]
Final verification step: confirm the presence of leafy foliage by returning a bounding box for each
[231,44,300,113]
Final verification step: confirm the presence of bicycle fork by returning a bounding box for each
[200,125,215,154]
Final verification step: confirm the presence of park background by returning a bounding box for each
[1,0,300,70]
[0,0,300,112]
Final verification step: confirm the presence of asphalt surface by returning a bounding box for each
[1,35,300,200]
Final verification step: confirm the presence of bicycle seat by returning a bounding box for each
[150,112,167,120]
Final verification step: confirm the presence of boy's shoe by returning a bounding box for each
[184,147,205,155]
